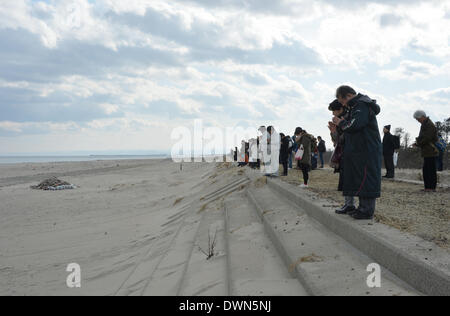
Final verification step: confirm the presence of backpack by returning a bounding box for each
[436,137,447,152]
[318,140,326,152]
[288,138,293,149]
[393,135,401,150]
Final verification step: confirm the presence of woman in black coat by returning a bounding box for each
[280,133,291,176]
[333,86,382,220]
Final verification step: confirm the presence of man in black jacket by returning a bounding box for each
[333,86,382,220]
[413,110,439,192]
[382,125,395,179]
[317,136,326,168]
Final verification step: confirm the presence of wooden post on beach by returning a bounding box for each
[180,163,183,172]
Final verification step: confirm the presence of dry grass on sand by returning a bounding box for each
[281,167,450,249]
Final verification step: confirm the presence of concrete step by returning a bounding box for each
[201,177,250,203]
[247,186,419,296]
[266,177,450,296]
[177,203,228,296]
[141,206,204,296]
[224,193,308,296]
[113,203,193,296]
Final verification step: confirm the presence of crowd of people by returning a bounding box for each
[232,85,447,221]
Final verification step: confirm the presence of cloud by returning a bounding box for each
[379,13,404,27]
[379,60,449,80]
[0,0,449,155]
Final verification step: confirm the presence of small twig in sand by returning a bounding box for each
[173,197,184,206]
[198,228,218,260]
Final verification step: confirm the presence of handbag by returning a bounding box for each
[295,145,304,161]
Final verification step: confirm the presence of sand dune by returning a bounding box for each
[0,159,216,295]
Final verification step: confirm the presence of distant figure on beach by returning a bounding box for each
[258,126,267,171]
[311,137,318,170]
[295,128,313,187]
[265,126,280,177]
[413,110,439,192]
[280,133,291,176]
[248,138,258,169]
[238,140,247,167]
[436,133,446,172]
[382,125,396,179]
[317,136,326,168]
[332,86,382,220]
[292,127,302,169]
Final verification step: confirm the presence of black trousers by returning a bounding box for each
[437,151,444,171]
[423,157,437,190]
[384,153,395,177]
[300,163,310,185]
[281,160,288,176]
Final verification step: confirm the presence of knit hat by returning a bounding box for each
[384,125,391,131]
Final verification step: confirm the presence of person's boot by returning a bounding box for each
[335,205,356,215]
[351,210,373,220]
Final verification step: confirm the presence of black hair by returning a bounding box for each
[328,99,343,111]
[294,127,303,135]
[318,136,322,139]
[336,85,356,99]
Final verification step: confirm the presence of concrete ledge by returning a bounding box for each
[223,202,233,296]
[247,189,320,296]
[267,178,450,296]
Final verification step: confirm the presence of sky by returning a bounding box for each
[0,0,449,155]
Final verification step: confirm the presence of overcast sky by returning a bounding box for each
[0,0,449,155]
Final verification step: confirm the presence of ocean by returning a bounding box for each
[0,155,169,164]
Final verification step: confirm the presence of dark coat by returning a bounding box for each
[296,133,313,166]
[338,94,382,198]
[383,132,396,156]
[416,118,439,158]
[318,140,326,153]
[280,137,291,162]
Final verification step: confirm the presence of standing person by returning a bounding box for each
[413,111,439,192]
[317,136,326,168]
[328,100,356,215]
[287,134,294,169]
[238,140,247,167]
[292,127,302,169]
[258,126,267,172]
[295,129,313,187]
[382,125,396,179]
[266,126,280,177]
[280,133,291,176]
[333,86,382,220]
[436,133,447,172]
[311,137,318,170]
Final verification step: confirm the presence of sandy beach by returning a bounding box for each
[0,159,217,295]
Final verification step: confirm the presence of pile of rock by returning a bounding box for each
[31,177,76,191]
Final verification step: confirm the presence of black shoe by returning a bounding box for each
[335,205,356,215]
[351,211,373,220]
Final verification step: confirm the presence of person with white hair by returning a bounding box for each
[412,110,439,192]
